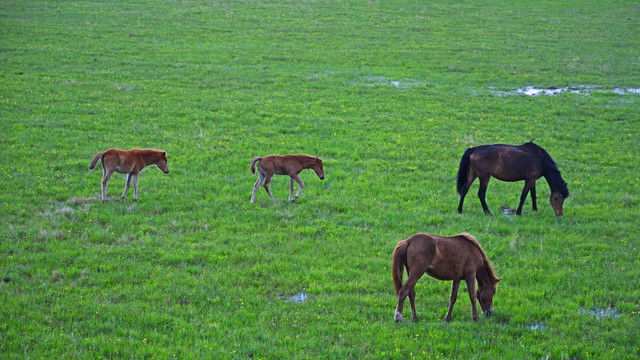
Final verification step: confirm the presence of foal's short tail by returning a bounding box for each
[250,156,262,175]
[392,240,409,295]
[88,152,105,170]
[456,148,474,194]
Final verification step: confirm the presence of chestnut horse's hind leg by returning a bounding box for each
[101,168,115,202]
[250,171,266,203]
[289,174,305,202]
[394,272,424,323]
[408,288,418,321]
[445,280,460,321]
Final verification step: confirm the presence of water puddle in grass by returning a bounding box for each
[529,322,547,331]
[500,206,515,221]
[584,306,620,320]
[354,75,424,89]
[492,85,640,97]
[279,292,308,303]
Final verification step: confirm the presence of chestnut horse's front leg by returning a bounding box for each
[445,280,460,321]
[465,276,479,321]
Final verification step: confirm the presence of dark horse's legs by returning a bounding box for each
[516,179,536,215]
[457,175,477,213]
[477,177,491,215]
[531,184,537,211]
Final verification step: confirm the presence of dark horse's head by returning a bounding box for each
[550,182,569,216]
[539,145,569,216]
[476,278,501,316]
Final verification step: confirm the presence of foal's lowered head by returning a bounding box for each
[156,151,170,174]
[312,156,325,180]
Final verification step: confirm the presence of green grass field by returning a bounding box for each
[1,0,639,358]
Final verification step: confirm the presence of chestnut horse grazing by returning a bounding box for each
[250,154,325,203]
[456,142,569,216]
[393,233,501,322]
[88,148,169,202]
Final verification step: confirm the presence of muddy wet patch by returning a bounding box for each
[529,321,547,331]
[279,292,308,303]
[492,85,640,96]
[353,75,425,89]
[583,306,620,320]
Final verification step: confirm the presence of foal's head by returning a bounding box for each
[157,151,170,174]
[476,279,501,316]
[312,157,325,180]
[550,182,569,216]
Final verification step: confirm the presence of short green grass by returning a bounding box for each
[1,0,639,358]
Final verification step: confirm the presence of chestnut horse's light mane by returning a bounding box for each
[458,233,499,283]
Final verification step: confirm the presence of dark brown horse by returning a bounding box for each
[393,233,501,322]
[456,142,569,215]
[89,148,169,202]
[250,154,325,203]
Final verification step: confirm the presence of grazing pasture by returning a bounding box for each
[1,0,639,358]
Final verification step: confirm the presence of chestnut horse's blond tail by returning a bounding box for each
[88,152,105,170]
[392,239,409,295]
[250,156,262,175]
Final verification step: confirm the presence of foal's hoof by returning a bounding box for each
[394,312,403,323]
[412,315,418,322]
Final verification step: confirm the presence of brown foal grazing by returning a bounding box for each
[88,148,169,202]
[250,154,325,203]
[392,233,501,322]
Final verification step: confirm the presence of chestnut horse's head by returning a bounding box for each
[157,151,169,174]
[476,278,501,317]
[550,182,569,216]
[313,156,325,180]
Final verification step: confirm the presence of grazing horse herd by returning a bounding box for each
[88,142,569,322]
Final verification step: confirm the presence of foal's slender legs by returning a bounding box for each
[250,171,266,203]
[289,174,305,202]
[262,174,275,201]
[122,173,133,199]
[101,168,115,202]
[132,174,139,201]
[445,280,460,321]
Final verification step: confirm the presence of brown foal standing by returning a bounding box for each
[392,233,501,322]
[250,154,325,203]
[88,148,169,202]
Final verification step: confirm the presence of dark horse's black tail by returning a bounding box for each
[456,148,474,194]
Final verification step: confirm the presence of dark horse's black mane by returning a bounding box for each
[525,142,569,198]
